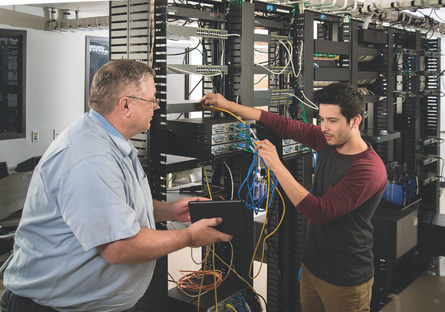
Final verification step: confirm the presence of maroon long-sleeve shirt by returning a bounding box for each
[259,111,387,286]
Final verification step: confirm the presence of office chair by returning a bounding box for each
[0,162,9,181]
[0,171,33,273]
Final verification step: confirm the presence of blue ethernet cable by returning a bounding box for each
[239,150,278,214]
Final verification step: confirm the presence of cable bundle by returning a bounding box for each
[177,269,223,291]
[239,150,278,215]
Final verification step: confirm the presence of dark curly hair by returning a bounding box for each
[313,83,365,130]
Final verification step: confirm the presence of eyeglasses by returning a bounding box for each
[127,96,160,110]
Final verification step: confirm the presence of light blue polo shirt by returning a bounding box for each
[4,109,156,311]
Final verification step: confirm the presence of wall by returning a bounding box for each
[0,7,107,167]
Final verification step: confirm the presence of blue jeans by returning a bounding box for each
[0,288,140,312]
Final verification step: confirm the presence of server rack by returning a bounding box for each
[110,2,441,310]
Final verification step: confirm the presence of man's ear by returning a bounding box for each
[351,114,362,130]
[118,97,131,117]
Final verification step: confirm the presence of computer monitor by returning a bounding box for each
[0,162,9,180]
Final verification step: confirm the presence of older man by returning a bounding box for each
[1,59,231,312]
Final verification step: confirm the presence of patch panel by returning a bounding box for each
[167,24,229,40]
[196,27,228,39]
[271,96,293,105]
[271,34,293,43]
[196,65,228,74]
[167,65,228,75]
[271,89,295,97]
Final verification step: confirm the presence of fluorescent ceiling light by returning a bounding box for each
[1,0,108,5]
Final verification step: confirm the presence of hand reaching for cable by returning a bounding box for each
[255,139,282,173]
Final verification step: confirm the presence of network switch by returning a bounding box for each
[167,24,229,40]
[168,117,255,135]
[167,117,256,159]
[167,65,228,75]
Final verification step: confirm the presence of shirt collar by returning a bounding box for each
[88,108,132,158]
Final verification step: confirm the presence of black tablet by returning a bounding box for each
[188,200,253,235]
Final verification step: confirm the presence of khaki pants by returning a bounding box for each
[300,263,373,312]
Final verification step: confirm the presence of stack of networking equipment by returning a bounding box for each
[254,126,309,160]
[167,117,256,159]
[282,139,307,159]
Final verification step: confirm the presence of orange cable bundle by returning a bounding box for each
[177,270,223,291]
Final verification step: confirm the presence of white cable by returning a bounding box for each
[244,301,252,312]
[168,221,179,230]
[254,63,290,75]
[219,34,241,37]
[191,244,210,265]
[248,127,258,141]
[221,40,225,66]
[223,161,234,200]
[363,13,374,30]
[302,90,320,110]
[254,39,292,76]
[297,40,304,78]
[279,39,298,78]
[149,0,155,67]
[289,93,319,110]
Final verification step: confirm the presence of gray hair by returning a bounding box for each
[88,59,155,116]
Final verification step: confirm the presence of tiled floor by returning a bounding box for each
[380,257,445,312]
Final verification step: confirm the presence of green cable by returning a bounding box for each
[167,172,176,185]
[301,102,307,123]
[396,73,409,86]
[236,136,255,147]
[291,3,299,18]
[233,146,254,153]
[254,48,267,54]
[294,95,307,123]
[232,262,244,282]
[254,74,268,85]
[182,47,205,65]
[230,125,251,138]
